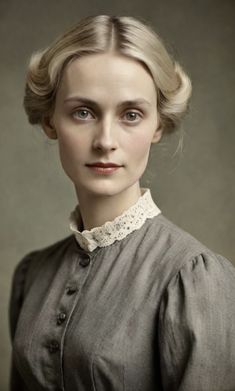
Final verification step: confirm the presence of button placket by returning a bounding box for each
[79,258,90,267]
[66,286,77,295]
[47,340,60,354]
[79,253,91,267]
[43,251,94,389]
[57,312,67,325]
[60,253,93,391]
[49,253,92,354]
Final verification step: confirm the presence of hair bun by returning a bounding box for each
[157,61,192,134]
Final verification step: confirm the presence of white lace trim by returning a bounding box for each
[69,187,161,252]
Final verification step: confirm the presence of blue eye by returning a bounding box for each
[73,109,93,120]
[124,111,141,122]
[71,108,142,122]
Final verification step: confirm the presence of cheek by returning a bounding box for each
[56,131,86,178]
[57,129,84,161]
[128,133,152,161]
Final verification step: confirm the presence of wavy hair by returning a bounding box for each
[23,15,192,135]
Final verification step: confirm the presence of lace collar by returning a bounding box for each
[69,187,161,252]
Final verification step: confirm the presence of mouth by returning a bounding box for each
[86,163,122,168]
[86,165,122,174]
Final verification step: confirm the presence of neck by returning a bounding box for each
[75,183,142,231]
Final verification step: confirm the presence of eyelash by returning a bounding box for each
[71,107,142,122]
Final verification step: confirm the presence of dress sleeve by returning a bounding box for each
[8,252,35,391]
[158,251,235,391]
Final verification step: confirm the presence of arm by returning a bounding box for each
[8,253,33,391]
[158,252,235,391]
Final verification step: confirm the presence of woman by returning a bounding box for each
[9,15,235,391]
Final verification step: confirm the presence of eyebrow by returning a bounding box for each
[63,96,151,108]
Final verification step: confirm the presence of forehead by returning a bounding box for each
[57,52,157,104]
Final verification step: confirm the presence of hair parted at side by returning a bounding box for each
[23,14,192,135]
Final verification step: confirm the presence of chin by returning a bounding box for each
[75,181,119,197]
[77,179,138,198]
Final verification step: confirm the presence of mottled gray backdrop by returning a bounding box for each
[0,0,234,389]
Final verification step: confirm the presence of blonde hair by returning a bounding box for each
[23,15,192,135]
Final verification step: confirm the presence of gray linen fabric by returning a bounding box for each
[9,212,235,391]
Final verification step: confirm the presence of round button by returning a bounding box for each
[48,340,59,353]
[57,312,66,325]
[66,286,77,295]
[79,256,90,267]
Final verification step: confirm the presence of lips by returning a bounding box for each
[87,162,121,168]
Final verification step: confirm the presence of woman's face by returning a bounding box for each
[43,52,162,198]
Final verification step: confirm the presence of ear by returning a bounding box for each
[42,116,58,139]
[151,121,163,144]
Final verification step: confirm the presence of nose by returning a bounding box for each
[92,118,118,152]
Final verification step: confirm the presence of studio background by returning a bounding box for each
[0,0,234,390]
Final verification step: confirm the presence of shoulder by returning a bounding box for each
[166,250,235,297]
[11,234,75,292]
[156,216,235,319]
[151,213,209,253]
[147,213,235,279]
[16,233,74,266]
[26,233,75,261]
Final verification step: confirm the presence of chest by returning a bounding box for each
[13,244,165,390]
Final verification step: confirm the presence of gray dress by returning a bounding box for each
[8,188,235,391]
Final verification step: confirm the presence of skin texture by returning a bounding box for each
[42,52,162,230]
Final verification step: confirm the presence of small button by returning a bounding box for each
[66,286,77,295]
[79,256,90,267]
[47,340,59,353]
[57,312,67,325]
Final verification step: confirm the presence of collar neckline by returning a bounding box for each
[69,187,161,252]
